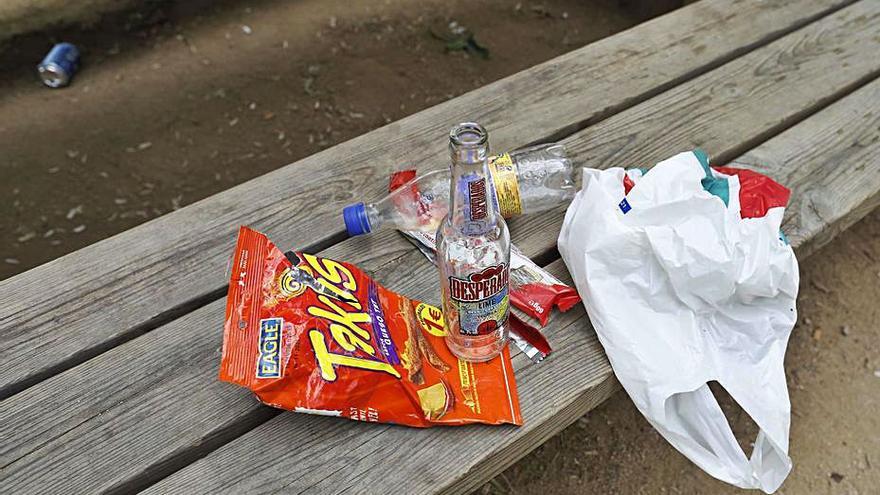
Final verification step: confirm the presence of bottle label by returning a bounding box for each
[448,264,510,336]
[488,154,523,217]
[457,174,492,235]
[466,176,488,221]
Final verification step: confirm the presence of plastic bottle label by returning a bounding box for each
[488,154,523,217]
[447,264,510,336]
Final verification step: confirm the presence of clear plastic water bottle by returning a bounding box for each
[504,143,574,215]
[436,122,510,362]
[342,143,574,236]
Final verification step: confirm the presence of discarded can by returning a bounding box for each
[38,43,80,88]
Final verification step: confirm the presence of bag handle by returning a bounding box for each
[655,383,790,493]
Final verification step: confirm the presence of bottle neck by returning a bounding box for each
[446,122,496,236]
[448,158,498,235]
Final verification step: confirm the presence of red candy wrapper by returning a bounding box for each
[220,226,522,427]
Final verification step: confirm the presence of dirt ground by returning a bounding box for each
[2,1,878,494]
[0,0,646,280]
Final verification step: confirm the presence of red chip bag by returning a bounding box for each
[220,226,522,427]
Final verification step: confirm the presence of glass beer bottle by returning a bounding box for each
[437,122,511,362]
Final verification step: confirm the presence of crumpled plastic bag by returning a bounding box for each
[558,150,798,493]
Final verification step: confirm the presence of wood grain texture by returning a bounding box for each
[565,0,880,175]
[5,3,880,492]
[507,0,880,254]
[0,0,854,398]
[143,260,619,495]
[0,236,584,493]
[738,79,880,258]
[0,229,423,494]
[147,76,880,495]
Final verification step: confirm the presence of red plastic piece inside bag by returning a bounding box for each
[713,166,791,218]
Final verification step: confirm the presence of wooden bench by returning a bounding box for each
[2,0,880,492]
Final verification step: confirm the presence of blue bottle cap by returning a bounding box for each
[343,202,372,236]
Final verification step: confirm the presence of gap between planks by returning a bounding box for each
[134,15,880,491]
[0,230,347,401]
[4,2,879,493]
[0,0,857,401]
[143,76,880,495]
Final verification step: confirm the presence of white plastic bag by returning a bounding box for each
[558,151,798,493]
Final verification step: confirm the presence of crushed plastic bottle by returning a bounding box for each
[342,143,575,236]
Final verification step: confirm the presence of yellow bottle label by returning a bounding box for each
[488,153,523,217]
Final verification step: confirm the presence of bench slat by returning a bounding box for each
[0,0,853,399]
[2,4,878,492]
[745,108,880,258]
[507,0,880,258]
[154,260,617,495]
[146,75,880,495]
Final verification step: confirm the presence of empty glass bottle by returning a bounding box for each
[436,122,511,362]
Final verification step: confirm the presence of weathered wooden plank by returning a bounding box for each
[492,0,880,267]
[0,233,570,494]
[565,0,880,174]
[4,4,880,492]
[146,75,880,495]
[0,0,854,398]
[740,93,880,258]
[508,0,880,254]
[146,261,617,495]
[0,229,419,494]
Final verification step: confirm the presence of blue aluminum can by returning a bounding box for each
[38,42,80,88]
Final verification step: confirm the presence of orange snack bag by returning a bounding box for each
[219,226,522,427]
